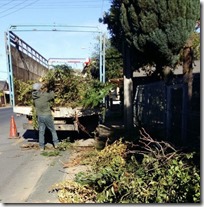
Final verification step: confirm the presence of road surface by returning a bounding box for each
[0,107,70,203]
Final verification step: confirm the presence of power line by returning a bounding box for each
[0,0,110,19]
[25,5,102,9]
[0,0,17,8]
[0,0,28,14]
[0,0,110,6]
[0,0,39,19]
[0,0,110,9]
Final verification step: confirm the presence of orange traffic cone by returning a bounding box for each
[9,115,19,139]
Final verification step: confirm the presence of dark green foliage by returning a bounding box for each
[74,137,200,203]
[42,65,83,107]
[81,80,113,108]
[103,0,200,72]
[14,79,35,106]
[15,65,113,109]
[103,41,123,80]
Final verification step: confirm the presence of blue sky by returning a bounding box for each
[0,0,111,80]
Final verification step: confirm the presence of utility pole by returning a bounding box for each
[123,43,133,139]
[99,33,106,106]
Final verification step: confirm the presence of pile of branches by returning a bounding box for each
[14,65,112,108]
[50,129,200,203]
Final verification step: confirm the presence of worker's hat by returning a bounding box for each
[32,83,43,91]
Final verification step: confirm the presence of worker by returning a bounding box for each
[32,82,59,151]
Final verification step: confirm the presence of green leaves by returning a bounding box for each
[14,79,34,106]
[82,80,113,108]
[14,65,113,109]
[103,0,200,73]
[52,134,200,203]
[79,139,200,203]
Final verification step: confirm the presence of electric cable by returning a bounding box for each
[0,0,39,18]
[0,0,29,14]
[0,0,110,19]
[0,0,17,8]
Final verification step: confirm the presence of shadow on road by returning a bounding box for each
[23,129,92,146]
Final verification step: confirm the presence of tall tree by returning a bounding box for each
[104,0,200,72]
[102,0,200,136]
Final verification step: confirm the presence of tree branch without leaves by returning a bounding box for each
[126,128,178,162]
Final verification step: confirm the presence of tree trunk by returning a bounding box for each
[183,46,194,100]
[123,44,133,139]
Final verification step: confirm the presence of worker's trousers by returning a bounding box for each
[38,115,59,149]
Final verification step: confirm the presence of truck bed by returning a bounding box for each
[14,106,99,118]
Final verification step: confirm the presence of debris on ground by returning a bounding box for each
[60,146,95,168]
[20,142,56,150]
[20,143,40,150]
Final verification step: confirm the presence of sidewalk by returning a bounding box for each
[26,139,95,203]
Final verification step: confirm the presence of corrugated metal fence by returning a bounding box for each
[133,74,200,148]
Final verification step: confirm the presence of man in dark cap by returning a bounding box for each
[32,83,59,151]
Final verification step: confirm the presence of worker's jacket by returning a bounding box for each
[32,90,55,116]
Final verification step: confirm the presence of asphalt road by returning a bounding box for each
[0,107,70,204]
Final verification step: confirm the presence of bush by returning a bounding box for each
[75,130,200,203]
